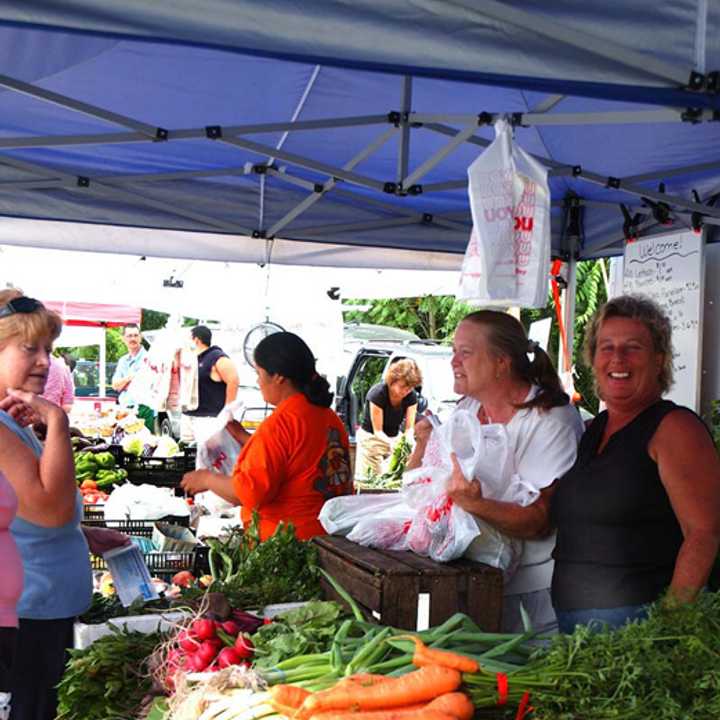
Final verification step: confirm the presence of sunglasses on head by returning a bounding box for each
[0,297,45,320]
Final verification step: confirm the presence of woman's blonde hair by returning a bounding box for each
[0,289,62,347]
[384,358,422,388]
[584,294,673,394]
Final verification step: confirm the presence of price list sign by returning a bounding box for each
[623,231,704,410]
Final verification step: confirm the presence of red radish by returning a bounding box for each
[234,633,254,659]
[217,647,242,669]
[189,653,210,672]
[196,640,220,665]
[220,620,241,636]
[191,618,216,640]
[177,630,199,653]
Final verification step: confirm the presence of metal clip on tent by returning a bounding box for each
[620,204,642,242]
[686,70,720,94]
[642,182,673,226]
[691,190,704,234]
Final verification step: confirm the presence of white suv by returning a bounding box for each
[335,341,459,441]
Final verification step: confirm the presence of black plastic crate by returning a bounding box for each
[118,447,196,489]
[82,515,190,531]
[91,546,206,578]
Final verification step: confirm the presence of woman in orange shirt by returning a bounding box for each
[182,332,353,540]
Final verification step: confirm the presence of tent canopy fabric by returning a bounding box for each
[43,301,141,328]
[0,1,719,265]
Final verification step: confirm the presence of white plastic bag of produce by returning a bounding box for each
[319,493,407,536]
[460,117,551,308]
[402,408,520,568]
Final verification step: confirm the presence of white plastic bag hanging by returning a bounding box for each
[460,118,551,308]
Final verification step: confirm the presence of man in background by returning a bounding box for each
[111,323,154,430]
[184,325,239,443]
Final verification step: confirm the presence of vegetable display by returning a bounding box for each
[359,436,411,490]
[251,601,345,670]
[201,512,322,609]
[79,592,175,625]
[57,627,161,720]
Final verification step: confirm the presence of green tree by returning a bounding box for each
[343,295,474,342]
[344,259,608,413]
[142,309,169,332]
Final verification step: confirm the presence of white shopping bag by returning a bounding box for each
[195,399,246,515]
[460,118,551,308]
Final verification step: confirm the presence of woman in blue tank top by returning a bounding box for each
[550,295,720,632]
[0,290,127,720]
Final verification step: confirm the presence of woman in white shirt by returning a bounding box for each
[409,310,584,633]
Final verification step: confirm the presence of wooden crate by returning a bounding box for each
[313,535,503,631]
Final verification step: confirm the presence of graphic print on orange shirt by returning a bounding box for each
[314,427,352,499]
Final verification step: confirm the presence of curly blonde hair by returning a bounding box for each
[384,358,422,388]
[584,294,673,394]
[0,288,62,348]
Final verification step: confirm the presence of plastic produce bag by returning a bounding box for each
[194,399,246,515]
[402,409,520,569]
[460,118,551,308]
[319,493,407,536]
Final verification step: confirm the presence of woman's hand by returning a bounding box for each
[0,388,66,428]
[447,452,483,509]
[181,469,213,495]
[413,416,433,448]
[82,526,131,556]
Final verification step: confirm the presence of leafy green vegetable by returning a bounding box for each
[467,591,720,719]
[57,626,161,720]
[252,600,345,669]
[358,436,411,490]
[79,592,174,625]
[202,512,322,608]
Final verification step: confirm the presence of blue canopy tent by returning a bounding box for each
[0,1,719,268]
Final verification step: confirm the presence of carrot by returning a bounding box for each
[308,710,455,720]
[270,684,311,713]
[295,665,462,719]
[426,692,475,720]
[405,636,479,673]
[336,674,393,689]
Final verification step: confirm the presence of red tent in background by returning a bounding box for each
[43,301,142,327]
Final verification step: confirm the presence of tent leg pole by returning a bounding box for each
[560,254,577,375]
[99,328,107,398]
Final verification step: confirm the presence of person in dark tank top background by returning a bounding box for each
[548,295,720,632]
[184,325,239,444]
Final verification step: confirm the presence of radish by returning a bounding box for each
[220,620,241,636]
[188,652,210,672]
[196,640,220,665]
[191,618,216,641]
[234,633,254,659]
[177,630,199,653]
[217,647,242,669]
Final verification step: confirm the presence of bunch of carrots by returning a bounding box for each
[268,636,478,720]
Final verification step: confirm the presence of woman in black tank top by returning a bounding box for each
[550,295,720,632]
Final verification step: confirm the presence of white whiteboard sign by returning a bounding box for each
[623,230,704,410]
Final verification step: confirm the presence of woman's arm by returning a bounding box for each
[369,403,385,435]
[651,411,720,603]
[406,416,432,470]
[181,469,239,505]
[0,390,76,526]
[403,403,418,439]
[447,453,556,538]
[226,419,251,446]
